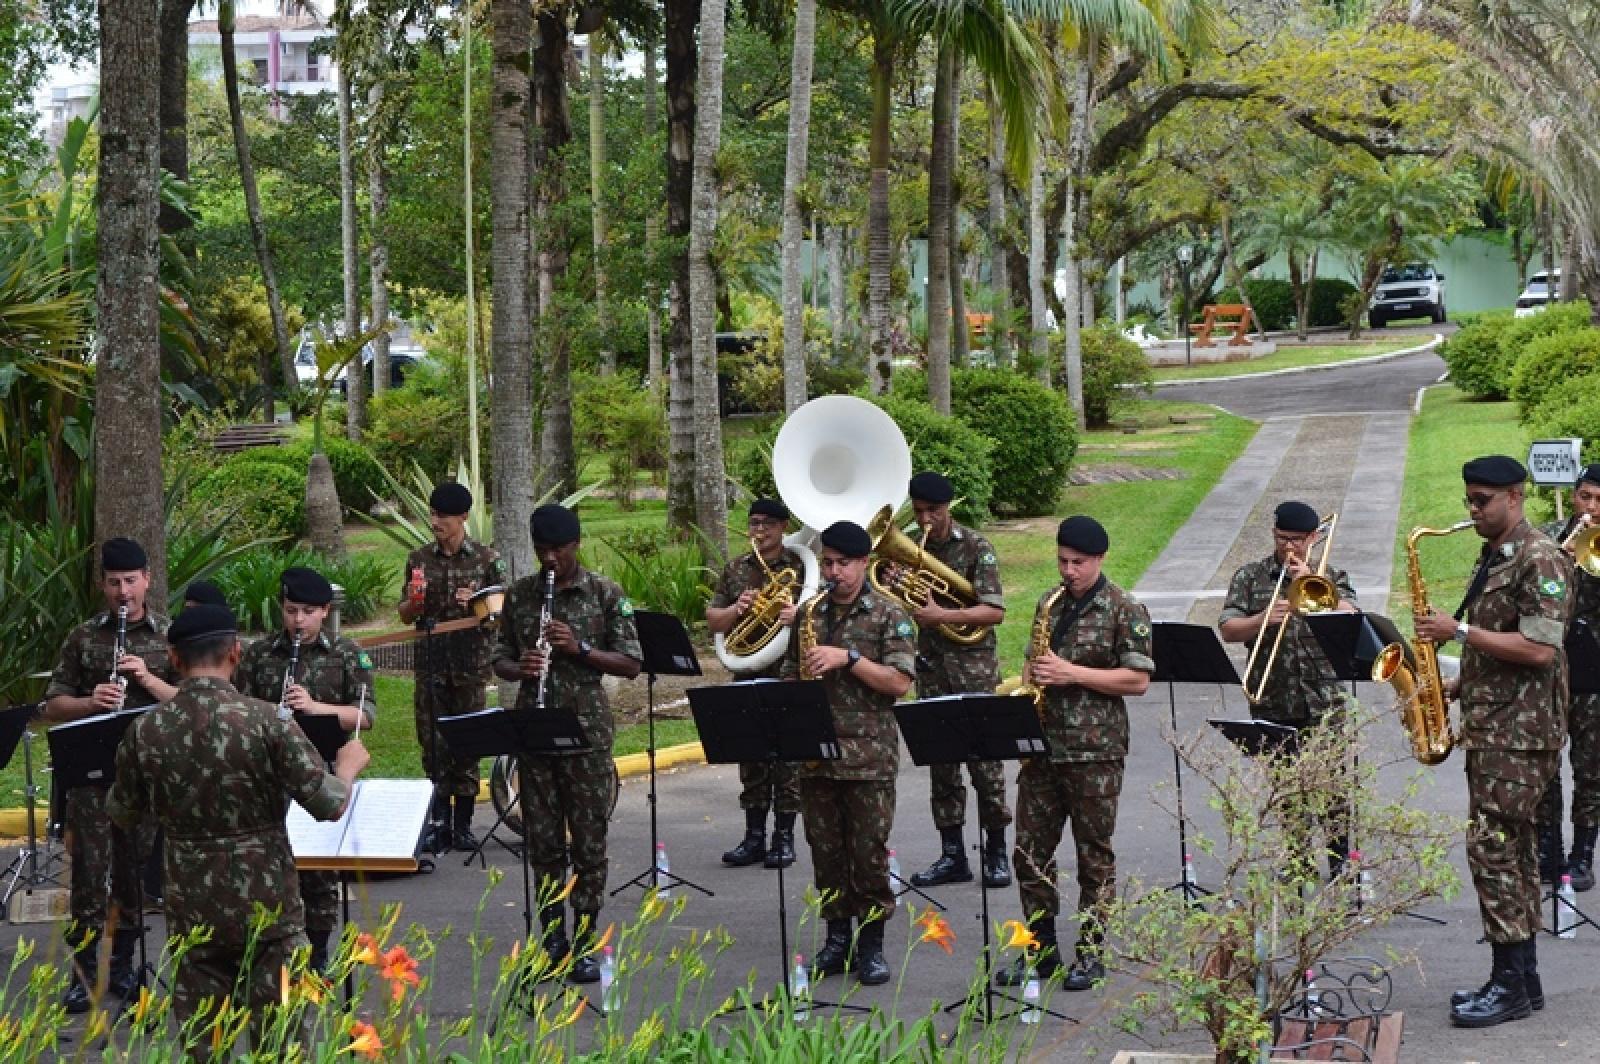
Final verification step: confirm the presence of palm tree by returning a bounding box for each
[331,2,365,437]
[588,34,616,375]
[985,81,1012,363]
[664,0,699,536]
[1242,192,1328,341]
[643,36,665,393]
[780,0,822,413]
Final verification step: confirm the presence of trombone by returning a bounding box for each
[1243,513,1341,705]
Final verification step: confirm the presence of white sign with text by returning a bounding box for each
[1528,438,1584,486]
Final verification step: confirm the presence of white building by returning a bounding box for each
[188,13,341,117]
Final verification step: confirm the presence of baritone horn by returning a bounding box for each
[713,533,821,672]
[866,505,987,645]
[1563,514,1600,578]
[1243,514,1339,705]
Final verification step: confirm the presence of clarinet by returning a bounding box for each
[277,632,303,721]
[110,605,129,703]
[534,567,555,709]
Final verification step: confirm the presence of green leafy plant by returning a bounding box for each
[1077,323,1153,428]
[188,459,307,541]
[1216,279,1295,331]
[1306,278,1359,328]
[1509,326,1600,419]
[593,528,714,621]
[237,438,390,517]
[1438,311,1517,399]
[872,395,997,523]
[949,368,1076,517]
[210,546,392,631]
[361,456,604,553]
[1530,375,1600,463]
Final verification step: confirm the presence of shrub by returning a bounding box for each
[369,384,467,487]
[187,460,306,541]
[872,395,996,523]
[213,546,393,631]
[947,368,1076,516]
[1438,312,1516,398]
[1530,374,1600,463]
[1076,323,1153,428]
[1216,279,1294,331]
[725,422,779,503]
[1307,278,1359,327]
[591,527,713,620]
[239,438,389,514]
[809,359,868,396]
[1498,300,1593,370]
[1509,327,1600,420]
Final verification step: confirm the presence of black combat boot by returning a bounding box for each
[723,808,768,867]
[308,929,334,974]
[855,919,891,986]
[568,910,603,984]
[1568,822,1598,892]
[810,919,853,978]
[996,918,1061,986]
[1450,942,1531,1028]
[1539,823,1564,885]
[453,795,480,852]
[910,826,972,887]
[60,941,97,1014]
[1061,923,1106,992]
[539,903,570,963]
[1327,835,1350,881]
[1452,938,1545,1012]
[981,830,1012,888]
[107,928,140,1000]
[764,811,797,869]
[423,792,453,853]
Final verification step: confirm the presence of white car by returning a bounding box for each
[1515,270,1561,318]
[1369,263,1446,328]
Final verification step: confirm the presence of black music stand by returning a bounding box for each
[1543,621,1600,937]
[295,713,350,764]
[0,703,63,917]
[895,693,1074,1025]
[1208,718,1301,757]
[612,611,711,899]
[438,707,588,939]
[1152,623,1241,902]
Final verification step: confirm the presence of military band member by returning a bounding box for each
[183,580,228,611]
[399,482,504,851]
[1416,456,1571,1028]
[234,567,377,971]
[706,498,806,869]
[1535,464,1600,890]
[1218,500,1358,879]
[43,537,178,1012]
[999,517,1152,992]
[106,604,369,1024]
[780,520,915,986]
[897,472,1013,889]
[493,504,641,984]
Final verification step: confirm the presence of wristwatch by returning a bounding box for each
[846,647,862,670]
[1454,622,1470,644]
[577,639,593,661]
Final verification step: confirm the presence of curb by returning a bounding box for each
[1147,334,1443,388]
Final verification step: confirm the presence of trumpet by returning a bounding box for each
[534,567,556,709]
[1562,514,1600,577]
[1243,514,1340,705]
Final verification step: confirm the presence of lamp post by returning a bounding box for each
[1177,244,1194,367]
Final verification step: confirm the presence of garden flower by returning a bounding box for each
[553,874,577,903]
[999,919,1038,952]
[379,945,421,1001]
[551,994,588,1031]
[916,910,956,954]
[351,932,381,967]
[344,1020,383,1059]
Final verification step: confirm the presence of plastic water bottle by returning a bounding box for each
[600,945,619,1011]
[1558,874,1579,939]
[887,849,902,907]
[1020,958,1041,1024]
[654,842,672,897]
[1304,968,1326,1017]
[1182,852,1197,888]
[790,952,811,1022]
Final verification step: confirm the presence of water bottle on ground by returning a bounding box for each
[655,841,672,897]
[1305,968,1327,1017]
[1020,957,1041,1024]
[1558,874,1579,939]
[1182,852,1197,888]
[791,952,811,1022]
[600,945,619,1012]
[888,849,902,907]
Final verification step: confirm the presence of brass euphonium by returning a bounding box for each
[865,505,987,645]
[719,537,802,660]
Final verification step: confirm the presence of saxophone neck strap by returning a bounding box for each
[1454,555,1495,621]
[1052,576,1106,647]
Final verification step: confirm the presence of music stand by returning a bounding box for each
[1541,621,1600,938]
[0,703,65,920]
[895,693,1074,1025]
[1208,718,1300,757]
[1152,623,1241,902]
[611,611,712,899]
[295,713,349,764]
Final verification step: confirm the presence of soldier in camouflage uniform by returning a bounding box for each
[1218,500,1358,879]
[1534,464,1600,890]
[706,498,807,869]
[998,516,1153,994]
[106,604,368,1027]
[493,504,640,984]
[779,520,915,987]
[1415,456,1571,1029]
[43,537,177,1012]
[399,482,504,851]
[895,472,1013,890]
[235,567,376,970]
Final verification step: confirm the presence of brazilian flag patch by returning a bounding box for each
[981,552,996,565]
[619,598,635,617]
[896,620,914,637]
[1541,578,1566,597]
[358,652,374,670]
[1132,620,1150,638]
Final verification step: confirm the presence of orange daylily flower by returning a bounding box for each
[916,910,956,954]
[551,994,588,1030]
[378,946,421,1001]
[344,1020,383,1059]
[553,874,578,903]
[1000,919,1038,952]
[351,933,381,967]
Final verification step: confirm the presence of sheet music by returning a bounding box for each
[47,703,153,731]
[286,778,433,861]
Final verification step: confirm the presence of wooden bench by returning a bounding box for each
[1272,1011,1403,1062]
[1188,303,1255,348]
[212,423,292,453]
[964,312,993,341]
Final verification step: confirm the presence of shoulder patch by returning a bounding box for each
[358,652,374,670]
[618,598,635,617]
[1131,619,1150,638]
[980,552,996,565]
[1541,578,1567,597]
[896,620,914,637]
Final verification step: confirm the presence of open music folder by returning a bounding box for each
[287,778,434,873]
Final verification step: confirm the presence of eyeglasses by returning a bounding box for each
[1464,493,1502,511]
[747,519,781,531]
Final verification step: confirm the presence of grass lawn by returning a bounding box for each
[1149,339,1420,382]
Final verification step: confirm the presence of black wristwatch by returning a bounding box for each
[846,647,862,670]
[577,639,593,661]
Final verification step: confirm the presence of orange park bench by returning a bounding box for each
[1189,303,1255,348]
[965,312,993,343]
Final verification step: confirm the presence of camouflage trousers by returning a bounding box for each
[1467,749,1560,944]
[415,678,486,798]
[1536,692,1600,831]
[738,760,802,814]
[298,871,340,935]
[800,777,896,923]
[519,750,612,914]
[929,761,1012,832]
[171,932,305,1029]
[63,786,142,933]
[1014,758,1123,928]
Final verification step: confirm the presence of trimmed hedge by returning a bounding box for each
[1077,324,1152,428]
[872,395,997,523]
[1216,279,1294,331]
[1439,312,1517,399]
[1308,278,1360,328]
[188,460,306,540]
[1529,374,1600,464]
[948,368,1076,516]
[1510,327,1600,420]
[241,438,390,512]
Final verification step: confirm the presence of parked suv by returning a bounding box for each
[1515,270,1561,318]
[1369,263,1446,328]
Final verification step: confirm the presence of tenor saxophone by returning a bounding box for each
[1372,521,1473,765]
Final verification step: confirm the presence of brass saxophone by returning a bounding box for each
[1373,521,1473,765]
[797,581,836,680]
[1005,584,1068,710]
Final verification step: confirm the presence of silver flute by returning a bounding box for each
[534,567,555,709]
[278,632,303,720]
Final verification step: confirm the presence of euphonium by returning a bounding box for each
[1373,521,1473,765]
[1004,583,1068,710]
[714,535,820,672]
[865,505,986,645]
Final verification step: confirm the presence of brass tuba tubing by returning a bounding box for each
[866,505,988,645]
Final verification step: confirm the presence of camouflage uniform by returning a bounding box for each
[709,547,807,814]
[402,538,504,798]
[915,525,1012,832]
[1535,518,1600,831]
[494,567,640,914]
[779,588,916,923]
[236,631,376,935]
[45,611,174,941]
[1014,581,1154,932]
[1459,519,1572,943]
[105,676,350,1020]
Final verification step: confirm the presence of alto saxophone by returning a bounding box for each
[797,581,836,680]
[1373,521,1473,765]
[1007,584,1067,710]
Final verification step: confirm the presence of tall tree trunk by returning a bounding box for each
[338,70,365,440]
[985,82,1010,364]
[368,78,393,399]
[643,38,664,393]
[534,13,577,496]
[97,0,168,605]
[158,0,194,241]
[779,0,819,414]
[588,37,614,374]
[1561,219,1579,302]
[1027,144,1048,381]
[220,1,293,420]
[949,69,968,370]
[1540,200,1558,301]
[866,32,896,394]
[1218,212,1263,341]
[489,0,537,578]
[689,0,731,563]
[1287,252,1307,343]
[665,0,700,535]
[826,224,846,358]
[1303,248,1319,340]
[925,41,955,415]
[1059,49,1092,428]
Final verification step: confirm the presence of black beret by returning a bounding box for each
[1578,464,1600,489]
[167,604,238,645]
[908,471,955,504]
[280,566,334,606]
[429,481,472,516]
[1056,515,1109,555]
[101,537,148,573]
[184,580,227,608]
[1462,455,1527,487]
[819,520,872,558]
[749,498,790,522]
[1273,501,1320,534]
[530,503,581,546]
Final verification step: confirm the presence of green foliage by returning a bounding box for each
[1216,279,1294,331]
[949,369,1077,517]
[369,384,463,486]
[810,359,868,395]
[1437,311,1517,399]
[188,459,307,541]
[191,275,302,414]
[726,423,780,504]
[1077,323,1154,428]
[211,546,391,631]
[1510,327,1600,420]
[1529,376,1600,463]
[572,371,668,508]
[1498,300,1593,370]
[591,528,713,621]
[240,439,390,516]
[1307,278,1359,328]
[872,395,996,523]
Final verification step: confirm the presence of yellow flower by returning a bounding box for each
[343,1020,383,1059]
[550,994,587,1031]
[999,919,1038,952]
[132,985,159,1026]
[351,932,381,967]
[915,910,956,955]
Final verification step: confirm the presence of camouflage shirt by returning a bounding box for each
[46,609,176,711]
[1540,518,1600,623]
[1219,556,1358,725]
[494,567,642,752]
[710,546,808,680]
[779,587,916,782]
[105,676,349,945]
[235,629,378,728]
[401,537,505,679]
[1031,580,1155,762]
[915,523,1004,691]
[1460,519,1572,752]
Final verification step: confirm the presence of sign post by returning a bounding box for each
[1529,438,1584,521]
